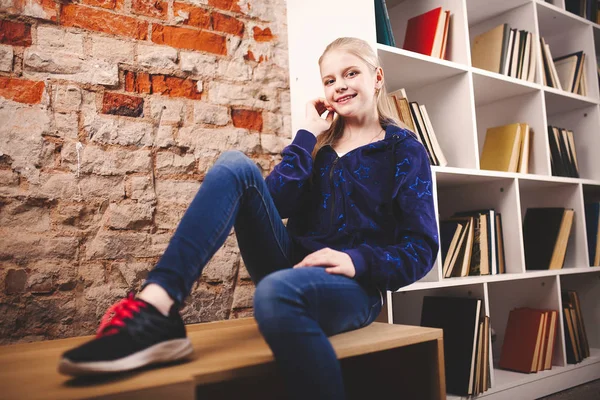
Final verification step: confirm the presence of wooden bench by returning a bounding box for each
[0,318,445,400]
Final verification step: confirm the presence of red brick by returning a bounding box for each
[0,77,44,104]
[232,109,262,132]
[151,75,202,99]
[151,24,226,55]
[244,50,255,62]
[212,12,244,37]
[173,3,211,29]
[125,71,135,92]
[102,92,144,117]
[136,72,151,94]
[0,20,32,47]
[253,26,274,42]
[132,0,168,20]
[208,0,241,13]
[81,0,116,9]
[60,4,148,40]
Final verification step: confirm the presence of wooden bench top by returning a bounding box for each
[0,318,442,400]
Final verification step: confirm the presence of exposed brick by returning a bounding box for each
[61,4,149,40]
[125,71,135,92]
[61,144,151,175]
[156,151,195,174]
[0,235,80,262]
[193,102,229,126]
[82,0,116,9]
[155,180,200,204]
[37,25,84,55]
[208,0,241,13]
[212,12,244,37]
[85,115,153,146]
[5,269,27,295]
[0,45,14,72]
[1,0,57,21]
[253,26,274,42]
[132,0,168,19]
[136,72,152,94]
[53,85,82,112]
[149,97,184,124]
[151,24,226,56]
[103,202,154,230]
[0,77,44,104]
[0,20,32,47]
[137,44,177,69]
[173,3,211,29]
[102,92,144,117]
[232,108,262,131]
[151,75,202,99]
[180,51,217,76]
[91,35,135,64]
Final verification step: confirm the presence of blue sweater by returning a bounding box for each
[265,124,439,292]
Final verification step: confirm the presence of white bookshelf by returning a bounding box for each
[286,0,600,398]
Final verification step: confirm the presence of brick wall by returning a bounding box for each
[0,0,291,344]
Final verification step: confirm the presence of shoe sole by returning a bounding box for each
[58,338,193,376]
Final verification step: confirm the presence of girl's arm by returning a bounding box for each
[343,138,440,291]
[265,129,316,219]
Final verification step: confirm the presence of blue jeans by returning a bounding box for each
[145,150,383,400]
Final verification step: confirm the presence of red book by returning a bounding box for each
[403,7,444,57]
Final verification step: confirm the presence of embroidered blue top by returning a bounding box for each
[265,123,439,292]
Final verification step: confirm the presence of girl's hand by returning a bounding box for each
[299,97,335,137]
[293,247,356,278]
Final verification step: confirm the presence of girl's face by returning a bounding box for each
[319,50,383,119]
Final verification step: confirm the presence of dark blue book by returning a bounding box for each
[584,202,599,265]
[374,0,396,47]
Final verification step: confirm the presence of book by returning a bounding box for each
[517,123,531,174]
[421,296,482,395]
[374,0,396,47]
[471,23,510,74]
[480,123,522,172]
[496,213,506,274]
[419,104,448,167]
[499,308,545,373]
[584,202,600,266]
[523,207,574,270]
[403,7,450,59]
[554,51,584,93]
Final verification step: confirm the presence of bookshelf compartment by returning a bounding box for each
[537,4,598,99]
[488,276,565,370]
[436,173,524,276]
[560,272,600,350]
[385,0,470,65]
[378,48,477,169]
[518,179,588,269]
[475,89,548,175]
[544,102,600,180]
[391,282,488,325]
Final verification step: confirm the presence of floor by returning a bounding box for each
[537,378,600,400]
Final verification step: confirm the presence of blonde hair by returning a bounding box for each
[310,37,410,161]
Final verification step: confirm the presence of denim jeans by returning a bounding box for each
[145,150,383,400]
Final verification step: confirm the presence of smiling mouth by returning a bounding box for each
[336,94,357,103]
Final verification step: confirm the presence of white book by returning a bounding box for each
[503,29,515,76]
[388,87,408,99]
[419,104,448,167]
[527,33,538,82]
[543,42,563,90]
[509,29,520,78]
[489,209,497,275]
[521,32,531,80]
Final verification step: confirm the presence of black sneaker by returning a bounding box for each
[58,292,193,376]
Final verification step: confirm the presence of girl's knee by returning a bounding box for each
[212,150,261,178]
[253,271,300,322]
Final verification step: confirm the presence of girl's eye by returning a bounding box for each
[347,71,357,77]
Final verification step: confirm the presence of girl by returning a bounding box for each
[58,37,439,400]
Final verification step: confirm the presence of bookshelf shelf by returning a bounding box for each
[287,0,600,398]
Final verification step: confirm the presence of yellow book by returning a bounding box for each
[517,123,531,174]
[471,24,507,74]
[480,123,522,172]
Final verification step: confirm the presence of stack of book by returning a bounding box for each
[565,0,599,23]
[584,202,600,266]
[541,39,587,95]
[562,290,590,364]
[523,207,574,271]
[499,307,558,373]
[440,209,505,278]
[402,7,451,59]
[554,51,587,96]
[480,123,532,173]
[374,0,395,47]
[471,24,537,81]
[548,126,579,178]
[388,88,447,166]
[420,296,491,396]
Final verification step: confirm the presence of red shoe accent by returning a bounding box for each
[96,292,147,338]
